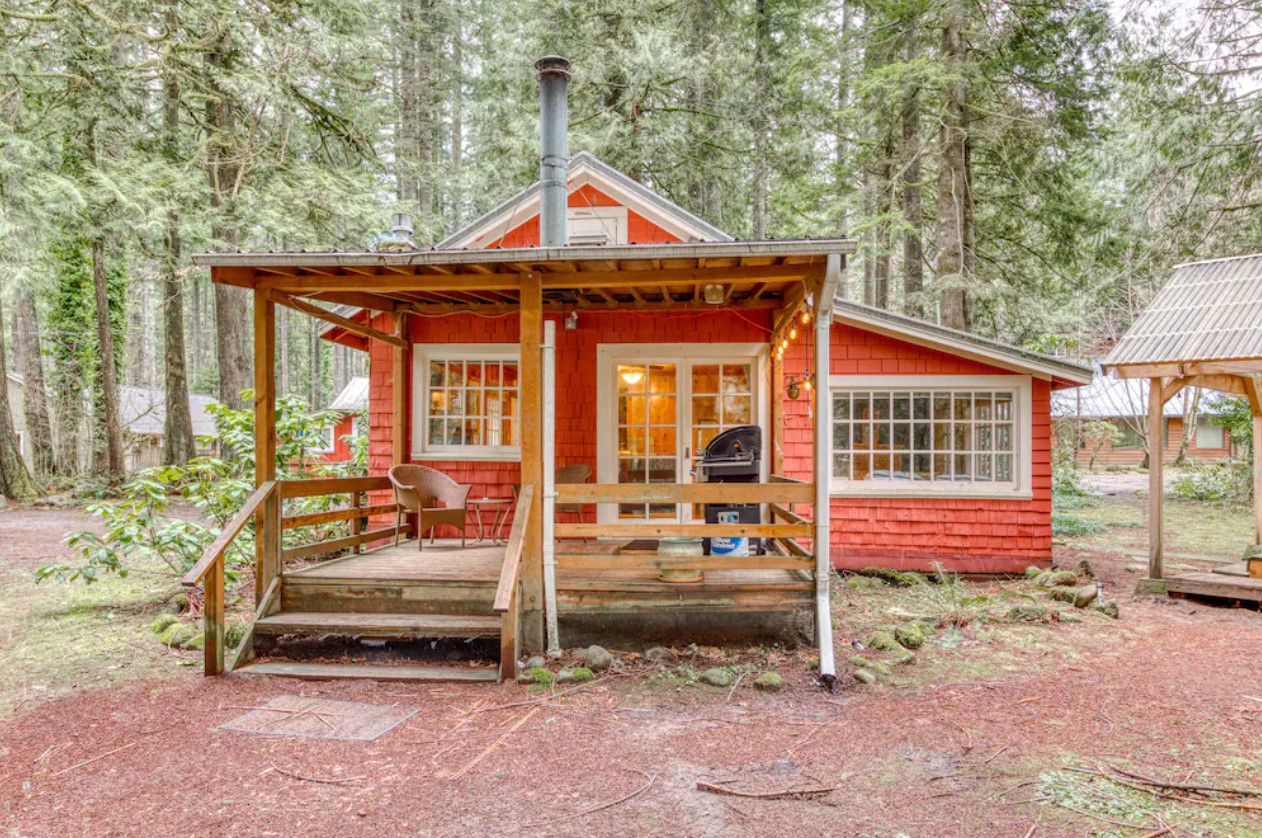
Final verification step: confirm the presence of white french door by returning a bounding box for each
[596,344,767,526]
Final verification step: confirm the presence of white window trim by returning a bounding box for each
[595,343,770,525]
[827,374,1034,500]
[411,343,522,462]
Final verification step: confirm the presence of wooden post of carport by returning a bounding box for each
[1147,377,1164,581]
[392,311,409,466]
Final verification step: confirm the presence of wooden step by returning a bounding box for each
[235,660,500,682]
[254,611,501,638]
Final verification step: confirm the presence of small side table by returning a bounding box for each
[468,497,514,545]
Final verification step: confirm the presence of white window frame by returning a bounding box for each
[828,374,1034,500]
[412,343,521,461]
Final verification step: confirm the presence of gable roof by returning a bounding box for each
[832,299,1093,386]
[327,376,368,412]
[1051,366,1231,419]
[1104,253,1262,368]
[119,386,220,438]
[437,151,732,248]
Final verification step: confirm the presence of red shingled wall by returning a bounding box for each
[366,307,774,536]
[779,326,1053,574]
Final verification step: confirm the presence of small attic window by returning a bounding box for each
[567,206,627,245]
[569,231,610,246]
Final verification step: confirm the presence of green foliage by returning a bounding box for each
[1051,512,1107,537]
[1170,464,1253,508]
[1205,397,1254,455]
[37,393,362,584]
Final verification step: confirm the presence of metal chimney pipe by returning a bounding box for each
[535,55,571,248]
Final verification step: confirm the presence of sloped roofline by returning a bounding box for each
[436,151,733,248]
[833,299,1092,385]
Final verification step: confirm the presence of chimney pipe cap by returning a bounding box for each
[535,55,572,79]
[391,212,414,237]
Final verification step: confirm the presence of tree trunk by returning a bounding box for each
[160,17,196,468]
[935,0,972,331]
[834,0,853,300]
[750,0,771,239]
[205,34,252,410]
[900,20,924,318]
[90,234,126,479]
[14,287,54,476]
[0,293,38,499]
[310,317,322,408]
[449,15,463,232]
[279,305,290,396]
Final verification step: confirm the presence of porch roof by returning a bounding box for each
[192,239,854,314]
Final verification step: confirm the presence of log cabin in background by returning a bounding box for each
[1052,369,1233,469]
[182,57,1090,684]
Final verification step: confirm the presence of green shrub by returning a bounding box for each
[1170,463,1253,506]
[37,393,364,584]
[1052,512,1106,537]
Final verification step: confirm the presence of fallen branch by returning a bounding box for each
[524,769,656,827]
[1108,765,1262,799]
[726,672,748,703]
[441,707,539,780]
[1073,765,1262,813]
[696,779,839,800]
[469,676,623,714]
[50,741,137,777]
[982,745,1010,765]
[268,762,364,785]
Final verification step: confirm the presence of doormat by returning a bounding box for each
[220,694,418,741]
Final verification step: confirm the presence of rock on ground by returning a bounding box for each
[699,668,734,688]
[894,621,927,650]
[582,645,613,671]
[644,646,675,664]
[753,672,783,692]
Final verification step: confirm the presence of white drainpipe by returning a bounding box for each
[813,254,841,686]
[542,318,560,656]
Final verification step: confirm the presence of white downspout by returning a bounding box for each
[542,319,560,657]
[814,254,841,687]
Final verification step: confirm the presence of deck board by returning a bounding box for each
[286,540,810,592]
[1167,568,1262,602]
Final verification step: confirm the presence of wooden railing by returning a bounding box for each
[552,482,816,572]
[181,474,411,676]
[494,483,534,682]
[180,480,278,676]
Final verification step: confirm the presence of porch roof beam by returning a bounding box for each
[1111,359,1262,379]
[268,290,406,348]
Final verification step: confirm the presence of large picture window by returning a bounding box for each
[413,346,520,458]
[829,376,1031,497]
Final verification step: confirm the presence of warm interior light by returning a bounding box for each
[620,368,644,386]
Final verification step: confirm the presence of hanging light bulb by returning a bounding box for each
[789,325,798,340]
[804,375,813,392]
[801,310,811,325]
[780,338,789,351]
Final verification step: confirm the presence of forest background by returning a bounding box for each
[0,0,1258,496]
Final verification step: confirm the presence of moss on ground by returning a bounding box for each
[0,552,192,718]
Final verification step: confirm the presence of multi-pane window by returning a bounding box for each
[425,356,519,451]
[832,390,1016,486]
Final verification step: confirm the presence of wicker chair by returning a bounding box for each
[388,464,471,551]
[514,463,593,524]
[555,463,592,523]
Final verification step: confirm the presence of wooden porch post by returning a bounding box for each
[1147,377,1163,580]
[253,288,278,604]
[392,312,409,465]
[519,272,545,651]
[1251,378,1262,547]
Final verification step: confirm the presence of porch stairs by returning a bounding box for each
[229,564,505,683]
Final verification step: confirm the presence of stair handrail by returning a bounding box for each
[494,483,534,681]
[181,480,278,675]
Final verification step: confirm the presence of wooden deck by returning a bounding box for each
[1167,561,1262,603]
[286,539,813,604]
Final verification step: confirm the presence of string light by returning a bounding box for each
[800,310,811,325]
[789,325,798,340]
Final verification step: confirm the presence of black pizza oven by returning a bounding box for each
[696,426,763,554]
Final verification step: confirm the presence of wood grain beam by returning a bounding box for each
[269,290,406,347]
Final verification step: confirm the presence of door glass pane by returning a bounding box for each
[617,363,677,519]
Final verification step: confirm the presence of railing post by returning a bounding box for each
[205,558,225,676]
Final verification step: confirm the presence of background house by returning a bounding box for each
[320,375,367,463]
[119,386,219,472]
[1051,370,1231,468]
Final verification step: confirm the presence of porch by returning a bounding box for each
[186,239,852,683]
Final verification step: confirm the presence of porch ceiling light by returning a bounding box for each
[620,368,644,386]
[702,284,725,305]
